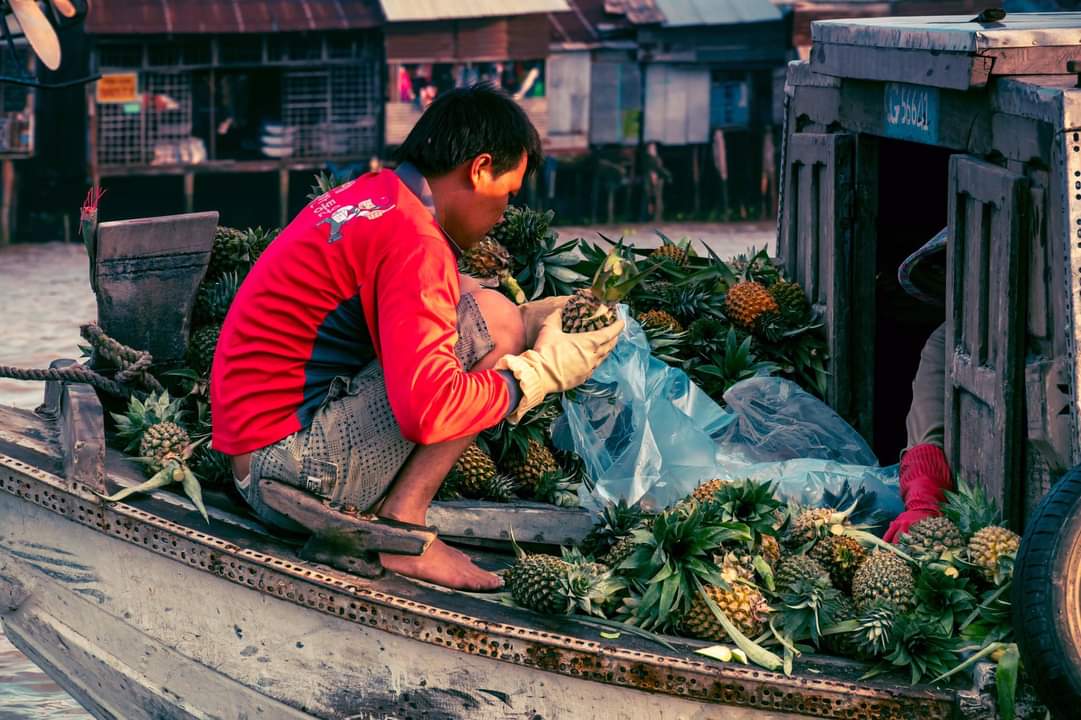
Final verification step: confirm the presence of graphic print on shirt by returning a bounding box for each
[317,197,397,243]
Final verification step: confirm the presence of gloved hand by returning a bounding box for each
[519,296,571,347]
[883,443,954,543]
[496,309,624,422]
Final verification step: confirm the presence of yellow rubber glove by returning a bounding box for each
[519,295,571,347]
[496,310,624,422]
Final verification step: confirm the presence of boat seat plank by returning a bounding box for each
[0,403,62,475]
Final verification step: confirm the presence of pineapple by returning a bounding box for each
[490,206,586,299]
[725,280,779,329]
[768,279,810,326]
[561,245,651,334]
[784,507,839,549]
[690,477,728,504]
[479,474,519,503]
[600,535,638,569]
[775,554,832,592]
[693,478,784,546]
[967,526,1020,584]
[460,237,526,304]
[650,237,691,266]
[852,550,915,612]
[684,581,770,642]
[850,602,897,659]
[504,440,559,491]
[809,535,868,593]
[506,552,572,614]
[727,247,781,288]
[489,205,554,258]
[188,325,221,376]
[206,226,277,280]
[640,320,688,366]
[660,284,715,325]
[943,477,1003,539]
[637,309,684,333]
[139,421,191,474]
[506,547,618,617]
[192,444,233,486]
[110,391,186,453]
[753,311,787,344]
[758,534,781,567]
[534,468,581,508]
[194,271,241,325]
[900,516,964,562]
[446,444,497,498]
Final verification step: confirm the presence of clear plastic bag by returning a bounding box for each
[554,307,902,520]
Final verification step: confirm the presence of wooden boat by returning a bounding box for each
[0,215,998,719]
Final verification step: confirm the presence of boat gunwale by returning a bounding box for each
[0,449,958,720]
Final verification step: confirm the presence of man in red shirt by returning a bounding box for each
[212,86,622,590]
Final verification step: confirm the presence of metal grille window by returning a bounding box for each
[95,34,382,168]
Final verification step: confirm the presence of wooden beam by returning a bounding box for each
[427,500,593,546]
[0,159,13,246]
[47,359,106,494]
[982,47,1081,78]
[810,42,994,91]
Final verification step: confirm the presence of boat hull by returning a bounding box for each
[1,488,817,720]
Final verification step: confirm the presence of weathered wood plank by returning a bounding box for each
[0,403,59,473]
[94,211,218,366]
[851,135,879,443]
[992,113,1053,166]
[428,500,593,546]
[258,479,434,556]
[945,155,1027,527]
[789,85,841,127]
[45,360,106,494]
[810,42,993,91]
[983,46,1081,76]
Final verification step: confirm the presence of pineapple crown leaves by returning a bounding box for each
[698,478,783,542]
[943,477,1003,539]
[693,329,779,396]
[110,391,186,452]
[872,613,962,686]
[770,575,847,647]
[851,603,898,659]
[306,169,353,201]
[912,563,977,635]
[959,582,1014,646]
[640,322,689,365]
[588,237,665,304]
[692,576,784,671]
[620,505,753,631]
[102,455,209,524]
[581,499,646,557]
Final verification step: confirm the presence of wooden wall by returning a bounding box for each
[644,64,710,145]
[547,51,591,150]
[385,14,550,62]
[589,52,640,146]
[386,96,548,146]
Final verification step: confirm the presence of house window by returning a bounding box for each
[710,76,749,129]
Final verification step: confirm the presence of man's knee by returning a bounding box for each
[470,289,526,357]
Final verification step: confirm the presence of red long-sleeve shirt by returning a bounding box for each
[210,169,511,456]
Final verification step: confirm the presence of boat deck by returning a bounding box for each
[0,401,980,720]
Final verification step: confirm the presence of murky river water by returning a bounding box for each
[0,223,774,717]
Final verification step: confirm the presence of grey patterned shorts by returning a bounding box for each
[235,292,495,531]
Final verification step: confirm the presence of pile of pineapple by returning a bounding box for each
[506,475,1024,690]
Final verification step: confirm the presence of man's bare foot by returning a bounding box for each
[380,538,503,591]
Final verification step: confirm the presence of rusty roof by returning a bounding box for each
[379,0,569,22]
[85,0,382,35]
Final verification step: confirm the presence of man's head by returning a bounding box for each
[394,84,543,248]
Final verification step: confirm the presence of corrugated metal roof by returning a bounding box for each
[379,0,570,22]
[653,0,781,26]
[616,0,666,24]
[85,0,382,35]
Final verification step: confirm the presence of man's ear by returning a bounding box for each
[468,153,495,189]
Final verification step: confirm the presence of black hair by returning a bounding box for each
[394,83,543,179]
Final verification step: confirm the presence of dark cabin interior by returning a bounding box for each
[870,137,953,463]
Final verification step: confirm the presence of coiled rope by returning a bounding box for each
[0,323,163,397]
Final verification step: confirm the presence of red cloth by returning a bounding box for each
[883,443,954,543]
[210,170,510,455]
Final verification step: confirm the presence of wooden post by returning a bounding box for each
[183,172,195,213]
[0,159,14,246]
[278,167,289,228]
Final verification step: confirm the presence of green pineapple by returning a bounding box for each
[188,325,221,377]
[850,603,897,659]
[205,226,277,280]
[489,205,554,257]
[561,245,652,333]
[110,391,186,453]
[660,283,716,325]
[900,516,965,563]
[683,569,770,641]
[580,499,644,556]
[139,421,191,475]
[851,550,916,612]
[784,507,843,549]
[768,279,811,326]
[446,444,497,499]
[478,474,520,503]
[506,546,618,617]
[192,444,233,487]
[600,535,638,569]
[490,206,586,299]
[193,271,241,325]
[775,554,832,593]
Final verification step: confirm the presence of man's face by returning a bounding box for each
[443,152,528,248]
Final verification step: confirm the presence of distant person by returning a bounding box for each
[211,86,622,590]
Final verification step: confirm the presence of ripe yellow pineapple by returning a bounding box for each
[725,281,779,329]
[505,440,559,490]
[637,309,684,333]
[684,570,769,642]
[650,242,689,266]
[967,526,1020,583]
[690,478,726,503]
[139,421,191,475]
[446,444,497,498]
[460,238,526,304]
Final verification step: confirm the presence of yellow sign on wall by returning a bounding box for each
[96,73,138,104]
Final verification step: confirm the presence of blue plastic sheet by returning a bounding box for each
[554,307,902,519]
